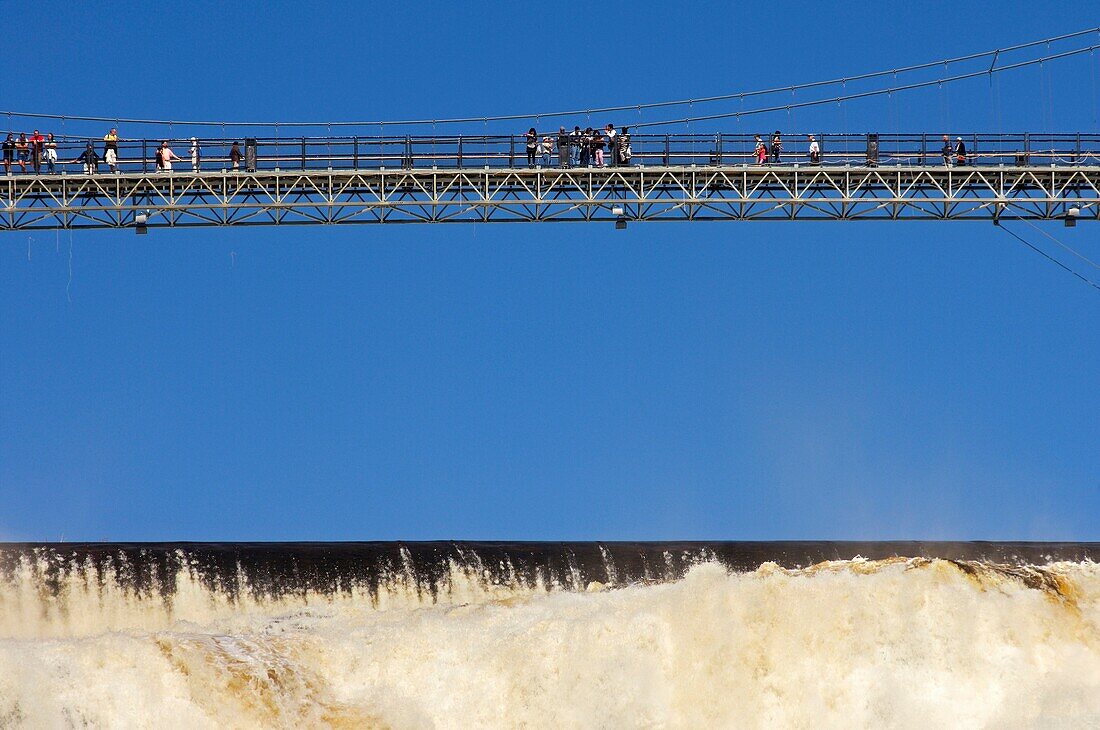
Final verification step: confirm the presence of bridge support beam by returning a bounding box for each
[2,167,1097,231]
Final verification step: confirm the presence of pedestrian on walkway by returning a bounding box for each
[16,134,29,172]
[594,130,606,167]
[808,134,820,165]
[525,127,538,167]
[2,134,14,175]
[29,130,44,173]
[540,136,553,167]
[770,131,782,164]
[618,127,632,166]
[941,134,953,166]
[557,127,571,168]
[75,142,100,174]
[605,124,618,167]
[158,140,182,172]
[230,141,243,171]
[103,128,119,172]
[954,137,967,166]
[754,135,767,165]
[44,133,57,173]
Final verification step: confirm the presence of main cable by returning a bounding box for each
[633,44,1100,128]
[1,28,1097,129]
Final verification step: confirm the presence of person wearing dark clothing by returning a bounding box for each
[557,127,571,168]
[941,135,953,166]
[16,134,29,172]
[580,127,593,167]
[954,137,967,166]
[618,127,632,166]
[770,131,783,164]
[229,142,243,171]
[570,126,582,167]
[2,134,13,175]
[29,130,44,173]
[525,127,538,167]
[75,143,100,174]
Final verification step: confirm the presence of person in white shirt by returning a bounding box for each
[808,135,820,165]
[44,133,58,173]
[605,124,618,167]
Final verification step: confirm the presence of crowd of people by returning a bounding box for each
[527,126,971,168]
[2,125,977,175]
[526,124,634,168]
[1,128,250,175]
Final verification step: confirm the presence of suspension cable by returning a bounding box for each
[632,44,1100,128]
[999,224,1100,293]
[1,28,1097,129]
[1019,218,1100,270]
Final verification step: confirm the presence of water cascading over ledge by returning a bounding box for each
[2,542,1099,728]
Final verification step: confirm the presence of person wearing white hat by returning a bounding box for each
[954,136,967,167]
[190,137,202,172]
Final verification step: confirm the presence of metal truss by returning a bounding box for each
[2,166,1097,231]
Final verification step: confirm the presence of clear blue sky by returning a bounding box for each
[1,1,1097,541]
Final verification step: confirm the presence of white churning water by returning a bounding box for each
[1,556,1099,729]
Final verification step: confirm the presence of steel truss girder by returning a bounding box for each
[2,167,1097,231]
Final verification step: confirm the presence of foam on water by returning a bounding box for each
[1,550,1099,729]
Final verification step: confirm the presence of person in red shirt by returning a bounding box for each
[29,130,45,174]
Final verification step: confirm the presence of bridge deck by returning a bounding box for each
[3,165,1097,230]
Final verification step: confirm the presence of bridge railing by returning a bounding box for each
[5,133,1100,175]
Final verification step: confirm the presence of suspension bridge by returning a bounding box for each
[0,133,1097,231]
[2,28,1098,233]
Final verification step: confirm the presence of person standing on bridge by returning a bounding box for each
[557,127,571,168]
[770,131,782,164]
[158,140,182,172]
[954,137,967,166]
[593,129,606,167]
[754,135,767,165]
[190,138,201,172]
[15,134,30,173]
[605,124,618,168]
[570,126,582,167]
[808,135,820,165]
[540,136,553,167]
[44,133,58,173]
[75,142,100,174]
[525,128,538,167]
[580,127,593,168]
[941,134,953,166]
[618,127,632,166]
[103,128,119,172]
[2,134,13,175]
[230,141,243,171]
[29,130,44,174]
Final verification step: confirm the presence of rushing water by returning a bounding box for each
[1,542,1098,729]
